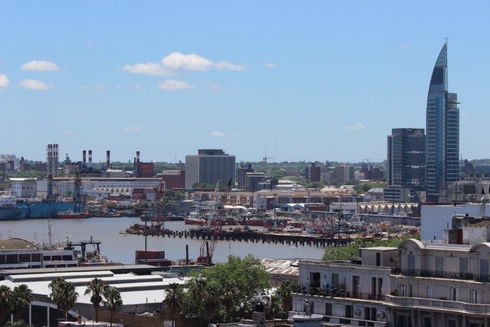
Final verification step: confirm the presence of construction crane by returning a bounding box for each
[196,179,229,265]
[299,210,335,237]
[263,155,274,176]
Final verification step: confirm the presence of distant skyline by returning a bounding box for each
[0,2,488,164]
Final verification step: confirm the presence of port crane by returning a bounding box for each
[196,179,231,265]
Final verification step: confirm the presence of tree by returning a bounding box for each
[102,286,123,327]
[163,283,182,327]
[10,285,33,321]
[48,277,79,321]
[275,280,298,317]
[180,255,271,324]
[84,278,107,323]
[0,285,12,325]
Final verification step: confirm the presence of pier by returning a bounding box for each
[124,227,375,247]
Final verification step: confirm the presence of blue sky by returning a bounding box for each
[0,1,488,164]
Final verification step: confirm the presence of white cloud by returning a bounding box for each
[158,79,194,91]
[63,131,72,135]
[344,123,366,130]
[205,84,220,90]
[162,52,213,71]
[124,126,143,132]
[400,44,410,50]
[21,60,59,71]
[133,85,141,90]
[80,85,89,90]
[87,39,94,46]
[462,112,471,118]
[122,62,173,76]
[233,133,241,137]
[214,61,247,71]
[96,84,106,91]
[18,79,54,90]
[211,131,226,137]
[0,74,9,89]
[264,63,275,69]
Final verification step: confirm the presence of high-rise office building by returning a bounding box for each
[426,43,460,202]
[387,128,426,189]
[185,149,236,189]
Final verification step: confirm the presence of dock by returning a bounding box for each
[124,227,375,247]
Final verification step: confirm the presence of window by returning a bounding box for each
[450,287,457,301]
[471,289,478,304]
[426,285,434,299]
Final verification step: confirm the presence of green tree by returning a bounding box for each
[84,278,107,323]
[10,285,33,321]
[263,292,281,320]
[0,285,12,325]
[180,255,271,324]
[48,277,79,321]
[163,283,182,327]
[102,286,123,327]
[275,280,298,316]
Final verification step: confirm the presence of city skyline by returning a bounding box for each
[1,2,488,163]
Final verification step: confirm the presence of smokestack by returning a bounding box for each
[136,151,140,163]
[106,150,110,169]
[83,150,86,164]
[88,150,92,168]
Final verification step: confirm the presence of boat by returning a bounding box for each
[0,195,22,220]
[57,210,89,219]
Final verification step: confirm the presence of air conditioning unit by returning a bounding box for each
[354,309,361,316]
[377,312,386,319]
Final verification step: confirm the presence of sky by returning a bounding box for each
[1,1,489,165]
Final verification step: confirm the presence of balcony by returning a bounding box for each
[391,268,490,282]
[296,285,385,301]
[385,295,490,315]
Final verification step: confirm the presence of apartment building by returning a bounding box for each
[293,238,490,327]
[293,246,397,327]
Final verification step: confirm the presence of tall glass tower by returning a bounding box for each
[426,43,460,203]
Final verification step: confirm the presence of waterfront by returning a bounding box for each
[0,217,328,264]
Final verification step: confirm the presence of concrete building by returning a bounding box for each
[185,149,236,189]
[331,164,354,185]
[237,163,254,189]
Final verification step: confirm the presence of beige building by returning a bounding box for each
[293,238,490,327]
[293,247,397,327]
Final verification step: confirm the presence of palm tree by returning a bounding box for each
[84,278,107,322]
[102,286,123,327]
[0,285,12,324]
[10,285,33,321]
[276,280,296,315]
[163,283,181,327]
[48,277,79,321]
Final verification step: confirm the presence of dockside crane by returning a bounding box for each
[196,179,227,265]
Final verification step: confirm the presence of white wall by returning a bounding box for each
[421,203,490,241]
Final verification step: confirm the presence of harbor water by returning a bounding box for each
[0,217,328,264]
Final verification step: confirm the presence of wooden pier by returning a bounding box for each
[124,227,374,247]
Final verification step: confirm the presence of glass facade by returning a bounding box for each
[425,43,460,202]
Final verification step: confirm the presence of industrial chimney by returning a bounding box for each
[82,150,87,165]
[106,150,111,169]
[88,150,93,168]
